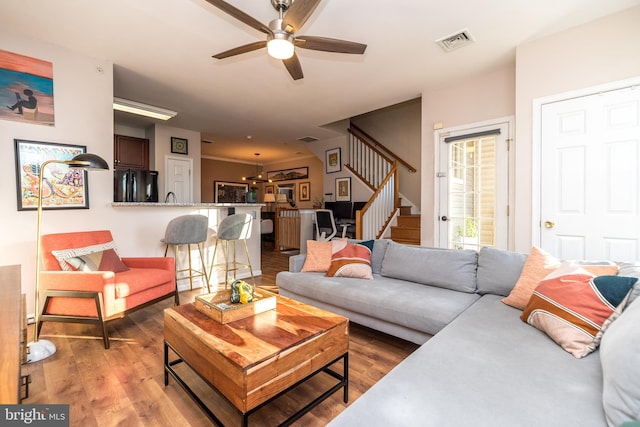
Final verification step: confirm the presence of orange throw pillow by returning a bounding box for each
[502,246,618,310]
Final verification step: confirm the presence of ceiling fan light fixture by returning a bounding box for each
[267,33,295,59]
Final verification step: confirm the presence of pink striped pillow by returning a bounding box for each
[521,264,636,358]
[326,241,373,280]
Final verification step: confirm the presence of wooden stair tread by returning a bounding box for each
[390,238,420,245]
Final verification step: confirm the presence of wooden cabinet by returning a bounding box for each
[0,265,24,404]
[114,134,149,169]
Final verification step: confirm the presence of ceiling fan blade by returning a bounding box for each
[204,0,271,34]
[281,0,321,33]
[213,41,267,59]
[295,36,367,54]
[283,53,304,80]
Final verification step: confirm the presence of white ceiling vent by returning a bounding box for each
[298,136,318,143]
[435,29,474,52]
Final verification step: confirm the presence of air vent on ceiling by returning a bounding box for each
[435,29,474,52]
[298,136,318,143]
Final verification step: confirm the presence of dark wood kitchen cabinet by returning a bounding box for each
[114,135,149,169]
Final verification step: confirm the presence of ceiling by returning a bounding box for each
[2,0,639,163]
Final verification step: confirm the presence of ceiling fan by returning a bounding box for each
[205,0,367,80]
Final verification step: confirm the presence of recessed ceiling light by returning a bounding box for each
[113,97,177,120]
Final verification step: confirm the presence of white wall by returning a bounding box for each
[0,33,212,317]
[420,5,640,251]
[307,134,373,204]
[513,5,640,252]
[0,31,114,315]
[351,98,422,206]
[421,65,516,246]
[147,124,202,202]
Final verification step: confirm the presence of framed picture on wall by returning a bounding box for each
[214,181,248,203]
[335,177,351,202]
[14,139,89,211]
[265,185,274,194]
[325,148,341,173]
[299,182,310,201]
[171,137,188,155]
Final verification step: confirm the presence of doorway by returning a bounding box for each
[436,119,512,250]
[538,83,640,261]
[165,156,193,203]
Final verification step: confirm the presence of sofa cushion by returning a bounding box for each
[521,264,637,358]
[348,239,389,275]
[113,267,173,298]
[617,262,640,307]
[277,271,480,336]
[380,242,478,293]
[326,240,373,279]
[601,296,640,427]
[502,246,619,310]
[328,295,607,427]
[476,247,527,296]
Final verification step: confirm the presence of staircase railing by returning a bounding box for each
[355,162,399,240]
[348,123,416,182]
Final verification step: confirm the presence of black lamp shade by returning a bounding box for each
[70,153,109,170]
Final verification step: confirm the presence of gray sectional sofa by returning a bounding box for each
[276,240,640,427]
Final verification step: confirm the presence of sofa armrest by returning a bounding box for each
[40,270,115,292]
[122,257,174,271]
[289,254,307,272]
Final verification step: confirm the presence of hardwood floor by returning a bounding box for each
[23,247,419,426]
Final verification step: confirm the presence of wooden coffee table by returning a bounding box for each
[163,294,349,426]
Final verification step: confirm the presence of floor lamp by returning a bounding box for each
[27,153,109,363]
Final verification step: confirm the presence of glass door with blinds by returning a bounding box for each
[437,121,511,250]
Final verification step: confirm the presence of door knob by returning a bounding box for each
[441,216,449,221]
[544,220,555,229]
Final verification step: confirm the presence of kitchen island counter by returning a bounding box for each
[109,203,263,291]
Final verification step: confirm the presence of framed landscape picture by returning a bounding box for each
[266,166,308,182]
[214,181,248,203]
[14,139,89,210]
[325,148,341,173]
[335,177,351,202]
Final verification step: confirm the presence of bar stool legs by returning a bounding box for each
[164,243,210,293]
[208,213,255,290]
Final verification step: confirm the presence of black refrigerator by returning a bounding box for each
[113,168,159,202]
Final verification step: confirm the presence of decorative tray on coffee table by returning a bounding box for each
[194,289,277,324]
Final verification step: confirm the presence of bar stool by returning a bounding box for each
[209,213,255,289]
[162,214,210,293]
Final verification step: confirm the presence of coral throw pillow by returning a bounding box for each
[301,240,334,272]
[326,240,373,279]
[502,246,618,310]
[521,265,636,358]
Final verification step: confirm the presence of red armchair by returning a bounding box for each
[38,230,177,348]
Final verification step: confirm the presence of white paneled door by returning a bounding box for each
[540,86,640,261]
[165,156,193,203]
